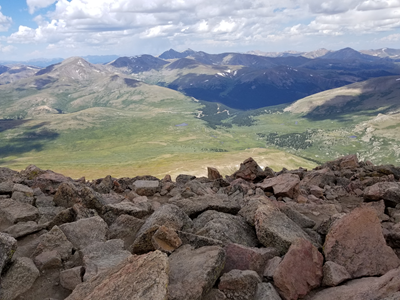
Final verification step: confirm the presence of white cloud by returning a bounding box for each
[0,6,12,32]
[27,0,58,14]
[3,0,400,57]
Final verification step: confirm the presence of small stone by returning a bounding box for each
[322,261,351,287]
[151,225,182,254]
[60,266,84,290]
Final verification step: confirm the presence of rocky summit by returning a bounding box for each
[1,155,400,300]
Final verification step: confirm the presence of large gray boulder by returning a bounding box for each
[254,204,314,255]
[59,216,108,250]
[168,244,226,300]
[192,210,259,247]
[80,239,131,281]
[0,199,39,223]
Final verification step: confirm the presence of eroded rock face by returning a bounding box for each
[273,239,323,300]
[168,245,226,300]
[66,251,169,300]
[324,207,400,278]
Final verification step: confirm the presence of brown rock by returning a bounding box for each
[33,249,62,270]
[0,198,39,223]
[363,182,400,206]
[168,245,226,300]
[339,155,359,169]
[108,214,145,249]
[324,207,400,278]
[232,157,267,182]
[53,182,81,208]
[322,261,351,287]
[223,243,279,275]
[257,173,300,198]
[208,167,222,180]
[66,251,169,300]
[310,186,324,198]
[151,225,182,254]
[273,238,323,300]
[308,267,400,300]
[202,289,227,300]
[218,269,262,300]
[0,232,17,273]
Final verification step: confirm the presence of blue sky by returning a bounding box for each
[0,0,400,60]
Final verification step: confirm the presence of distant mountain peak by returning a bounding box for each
[159,48,197,60]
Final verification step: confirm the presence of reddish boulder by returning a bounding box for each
[232,157,268,182]
[324,207,400,278]
[256,173,300,198]
[273,238,323,300]
[208,167,222,180]
[223,243,278,275]
[363,182,400,206]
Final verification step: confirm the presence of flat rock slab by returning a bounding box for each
[66,251,169,300]
[0,198,39,223]
[102,201,153,224]
[3,221,45,238]
[192,210,259,247]
[274,238,323,300]
[168,244,226,300]
[0,257,40,300]
[169,194,241,218]
[81,239,131,281]
[255,204,314,255]
[59,216,108,250]
[108,214,145,249]
[324,207,400,278]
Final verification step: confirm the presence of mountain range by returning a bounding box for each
[0,47,399,178]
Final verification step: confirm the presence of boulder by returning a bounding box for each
[218,269,262,300]
[177,231,224,248]
[81,239,131,281]
[102,200,153,224]
[255,283,282,300]
[256,173,300,198]
[0,181,13,194]
[3,221,45,238]
[66,251,169,300]
[273,239,323,300]
[0,257,40,300]
[60,266,84,290]
[169,194,241,218]
[168,245,226,300]
[364,182,400,206]
[192,210,259,247]
[108,214,145,249]
[231,157,268,182]
[307,267,400,300]
[0,167,18,183]
[279,204,316,229]
[324,207,400,278]
[151,225,182,254]
[59,216,108,250]
[33,249,62,270]
[0,232,17,273]
[0,198,39,223]
[254,204,314,255]
[238,196,271,226]
[263,256,282,281]
[300,168,336,190]
[202,289,227,300]
[223,243,279,275]
[53,182,81,208]
[133,180,161,196]
[208,167,222,180]
[130,204,192,254]
[322,261,351,287]
[33,225,74,261]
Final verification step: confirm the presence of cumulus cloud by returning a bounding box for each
[0,6,12,32]
[4,0,400,56]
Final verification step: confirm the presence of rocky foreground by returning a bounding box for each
[1,155,400,300]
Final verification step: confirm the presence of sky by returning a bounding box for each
[0,0,399,60]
